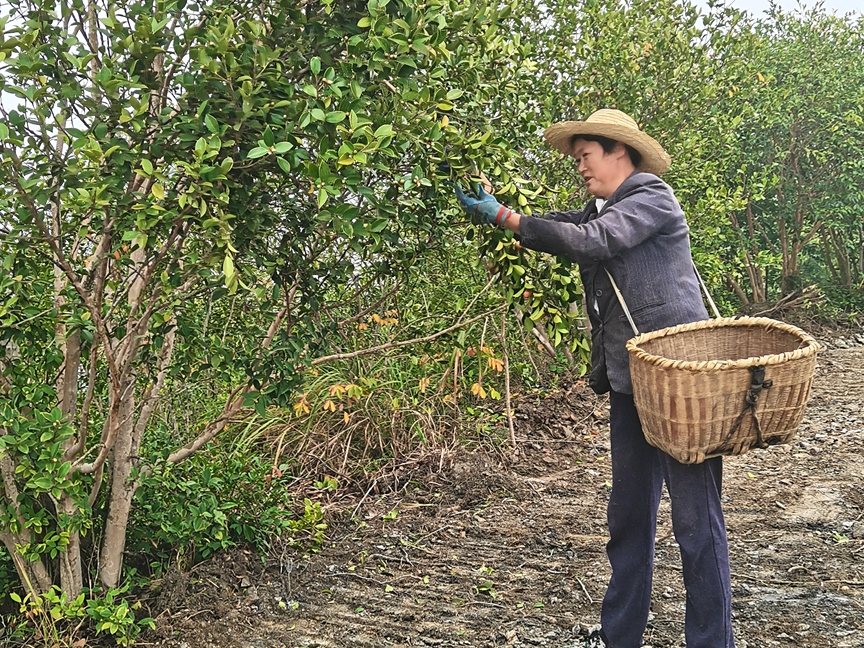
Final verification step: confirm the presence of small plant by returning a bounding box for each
[128,448,326,576]
[314,476,339,492]
[84,585,155,646]
[476,580,497,599]
[8,584,154,647]
[475,565,497,598]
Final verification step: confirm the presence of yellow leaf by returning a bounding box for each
[343,412,350,424]
[418,377,431,393]
[322,400,336,412]
[293,395,311,416]
[152,183,165,199]
[757,72,765,82]
[441,115,449,127]
[471,382,487,399]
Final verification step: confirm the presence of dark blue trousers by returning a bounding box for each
[600,391,735,648]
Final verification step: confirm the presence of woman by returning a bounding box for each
[454,109,735,648]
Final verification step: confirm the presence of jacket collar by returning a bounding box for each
[587,171,657,218]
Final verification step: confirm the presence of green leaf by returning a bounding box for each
[317,187,328,208]
[436,101,454,111]
[374,124,394,138]
[310,57,321,75]
[223,254,236,292]
[247,147,269,159]
[277,157,292,174]
[357,16,372,28]
[325,111,346,124]
[311,108,326,121]
[140,159,153,175]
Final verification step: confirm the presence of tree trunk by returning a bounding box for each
[857,225,864,284]
[97,381,138,589]
[822,237,840,284]
[727,274,750,306]
[828,228,852,288]
[56,328,84,597]
[0,532,53,598]
[0,455,54,597]
[729,206,766,304]
[57,495,84,597]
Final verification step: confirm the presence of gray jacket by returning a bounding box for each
[518,171,708,394]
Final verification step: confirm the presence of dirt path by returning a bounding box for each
[151,345,864,648]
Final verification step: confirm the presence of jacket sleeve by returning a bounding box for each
[517,177,678,261]
[534,208,588,225]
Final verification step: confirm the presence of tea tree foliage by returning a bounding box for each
[0,0,535,599]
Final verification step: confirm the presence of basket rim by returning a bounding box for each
[625,316,821,372]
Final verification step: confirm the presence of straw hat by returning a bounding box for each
[544,109,671,176]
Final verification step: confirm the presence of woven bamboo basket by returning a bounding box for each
[625,317,820,464]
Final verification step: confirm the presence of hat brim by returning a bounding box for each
[544,121,672,176]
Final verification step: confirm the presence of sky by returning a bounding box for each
[706,0,860,16]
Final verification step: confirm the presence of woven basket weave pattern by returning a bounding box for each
[626,317,819,464]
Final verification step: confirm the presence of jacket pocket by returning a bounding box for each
[619,300,666,321]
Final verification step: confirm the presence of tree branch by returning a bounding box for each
[311,305,507,366]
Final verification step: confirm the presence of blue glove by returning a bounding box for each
[454,184,514,226]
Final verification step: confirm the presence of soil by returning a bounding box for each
[144,336,864,648]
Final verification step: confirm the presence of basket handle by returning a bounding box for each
[604,262,721,337]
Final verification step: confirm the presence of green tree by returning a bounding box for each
[0,0,528,599]
[723,6,864,301]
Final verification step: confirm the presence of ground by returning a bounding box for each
[145,339,864,648]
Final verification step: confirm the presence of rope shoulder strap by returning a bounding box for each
[604,261,720,337]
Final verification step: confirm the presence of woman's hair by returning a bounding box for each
[571,134,643,169]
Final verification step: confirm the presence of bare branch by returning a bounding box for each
[166,386,247,465]
[65,342,99,462]
[311,305,507,367]
[336,281,402,328]
[0,148,120,383]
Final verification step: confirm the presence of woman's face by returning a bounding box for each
[571,138,629,199]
